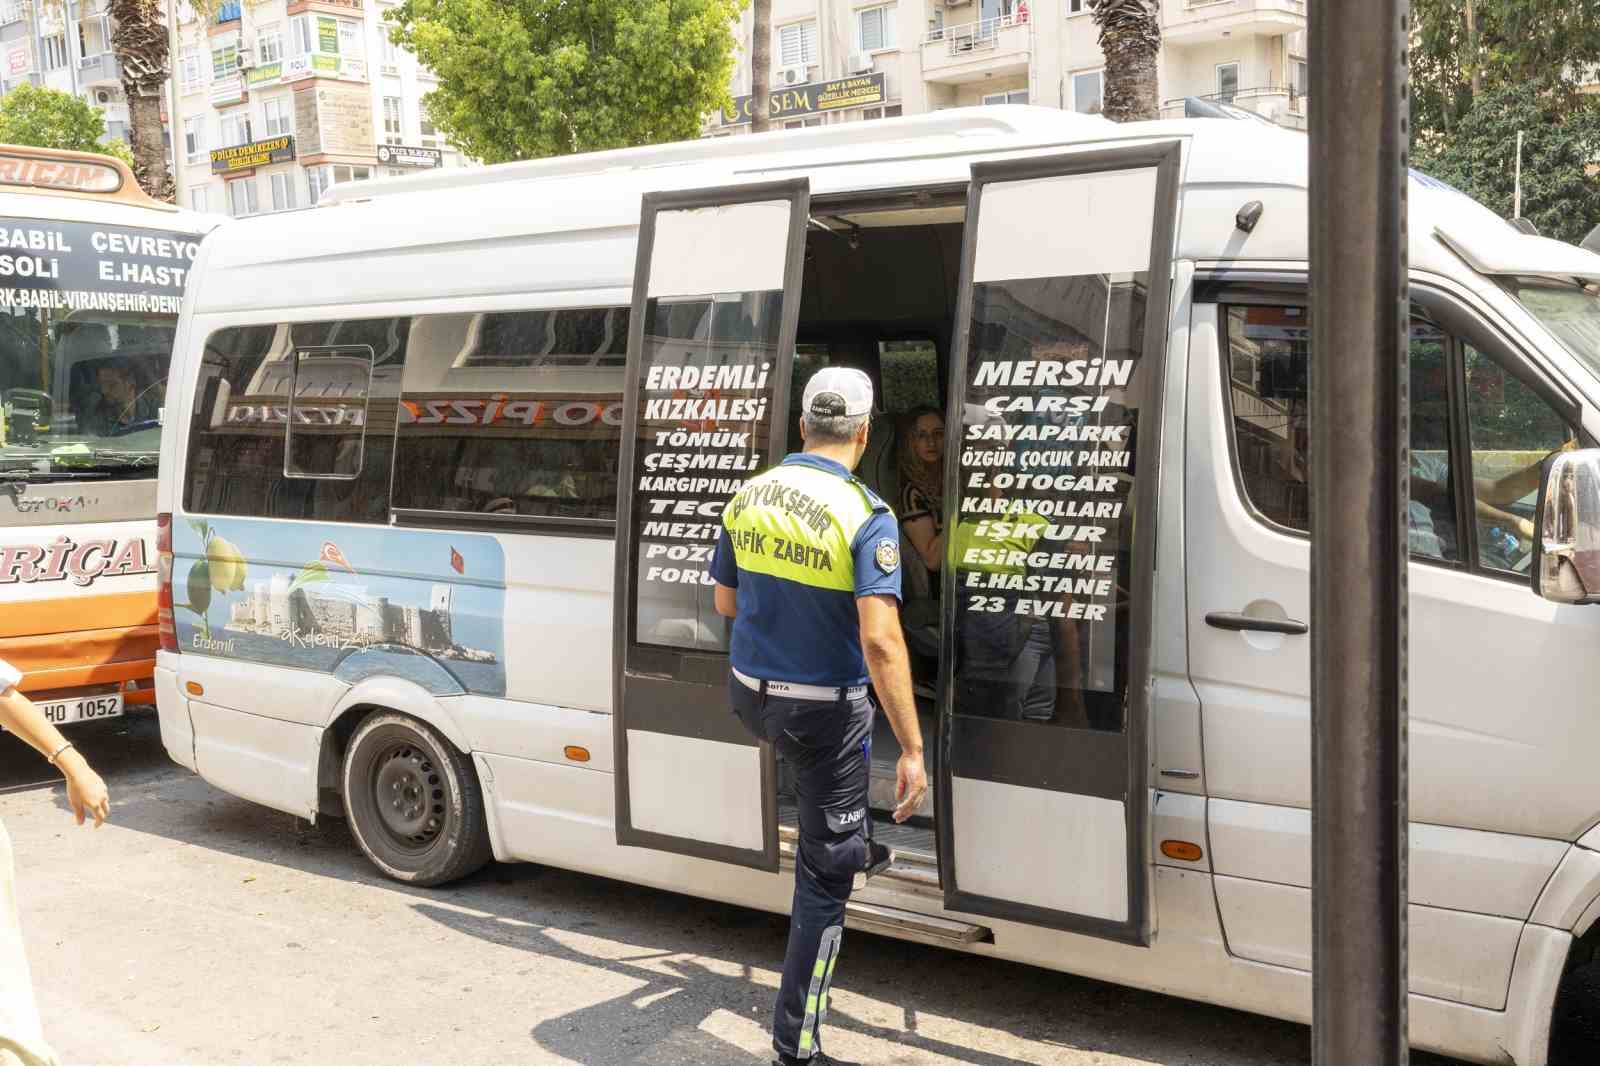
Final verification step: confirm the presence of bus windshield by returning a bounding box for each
[1498,275,1600,385]
[0,216,199,482]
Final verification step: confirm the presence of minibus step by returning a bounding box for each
[843,901,991,947]
[777,818,940,894]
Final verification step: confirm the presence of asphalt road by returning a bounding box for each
[0,713,1486,1066]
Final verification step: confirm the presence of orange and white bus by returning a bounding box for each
[0,146,218,727]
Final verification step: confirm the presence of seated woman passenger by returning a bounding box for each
[898,406,946,571]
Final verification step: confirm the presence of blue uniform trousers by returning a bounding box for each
[730,676,874,1061]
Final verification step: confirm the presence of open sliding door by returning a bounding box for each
[937,144,1181,943]
[613,181,809,871]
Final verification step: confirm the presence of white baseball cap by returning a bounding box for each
[802,366,874,418]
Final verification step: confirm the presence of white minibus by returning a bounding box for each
[154,107,1600,1065]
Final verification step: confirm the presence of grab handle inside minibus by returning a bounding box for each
[1204,611,1309,635]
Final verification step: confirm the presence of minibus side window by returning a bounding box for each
[184,319,406,525]
[1221,304,1460,564]
[390,306,627,522]
[284,346,374,480]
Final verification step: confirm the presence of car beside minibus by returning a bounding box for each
[152,107,1600,1065]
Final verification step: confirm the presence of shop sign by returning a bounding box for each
[375,144,441,169]
[317,16,338,53]
[246,61,282,86]
[210,73,245,106]
[5,43,31,77]
[209,135,296,174]
[722,71,885,125]
[293,80,374,158]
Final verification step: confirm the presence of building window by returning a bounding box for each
[41,34,67,71]
[269,171,297,212]
[291,15,314,55]
[383,95,403,144]
[1291,57,1308,97]
[857,5,895,53]
[419,112,439,147]
[227,177,259,218]
[1066,0,1086,12]
[180,46,203,90]
[1072,69,1103,114]
[0,0,21,25]
[862,104,903,120]
[982,89,1028,105]
[189,185,207,213]
[391,306,629,520]
[219,109,250,147]
[777,21,818,69]
[783,117,823,129]
[338,19,362,59]
[380,15,400,68]
[212,41,238,79]
[306,164,372,205]
[257,25,282,65]
[261,96,291,137]
[183,115,205,162]
[1216,61,1240,102]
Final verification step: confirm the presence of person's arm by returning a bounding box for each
[858,595,927,823]
[902,514,944,573]
[0,683,110,826]
[710,527,738,618]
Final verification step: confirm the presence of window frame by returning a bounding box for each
[1215,60,1241,101]
[776,20,819,69]
[183,115,205,162]
[261,95,291,137]
[1203,274,1589,581]
[856,4,896,54]
[1071,68,1103,114]
[257,25,282,65]
[283,344,375,481]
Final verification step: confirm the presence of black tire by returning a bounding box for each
[341,711,492,886]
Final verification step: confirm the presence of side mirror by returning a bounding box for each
[1534,448,1600,603]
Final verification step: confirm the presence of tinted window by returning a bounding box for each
[1222,304,1459,563]
[183,318,406,523]
[285,346,373,479]
[389,307,627,520]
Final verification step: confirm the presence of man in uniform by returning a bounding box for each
[711,366,929,1066]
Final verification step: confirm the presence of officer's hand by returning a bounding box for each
[893,751,928,824]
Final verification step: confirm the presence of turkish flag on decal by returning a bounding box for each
[450,547,465,575]
[320,541,357,574]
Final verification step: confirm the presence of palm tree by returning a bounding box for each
[108,0,173,200]
[749,0,771,133]
[1088,0,1161,122]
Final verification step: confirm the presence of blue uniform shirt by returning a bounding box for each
[710,453,901,686]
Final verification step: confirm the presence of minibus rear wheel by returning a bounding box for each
[342,711,492,886]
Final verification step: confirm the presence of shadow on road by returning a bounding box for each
[34,715,1481,1066]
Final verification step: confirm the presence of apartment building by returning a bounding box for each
[170,0,469,217]
[711,0,1307,134]
[0,0,142,148]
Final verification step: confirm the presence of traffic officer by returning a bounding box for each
[711,365,929,1066]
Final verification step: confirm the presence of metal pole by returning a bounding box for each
[1514,129,1523,220]
[1308,0,1409,1061]
[166,0,184,205]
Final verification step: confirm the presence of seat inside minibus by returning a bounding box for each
[779,199,965,857]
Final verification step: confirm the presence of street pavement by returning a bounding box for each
[1,713,1475,1066]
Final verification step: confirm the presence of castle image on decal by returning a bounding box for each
[223,578,498,665]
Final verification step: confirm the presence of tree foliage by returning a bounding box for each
[385,0,746,162]
[1411,82,1600,245]
[0,84,136,169]
[1411,0,1600,135]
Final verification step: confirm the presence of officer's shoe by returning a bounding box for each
[774,1053,861,1066]
[851,841,894,891]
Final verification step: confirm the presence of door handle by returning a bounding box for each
[1205,611,1308,635]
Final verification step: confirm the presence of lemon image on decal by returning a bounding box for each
[207,535,247,593]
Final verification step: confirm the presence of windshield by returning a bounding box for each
[0,217,198,483]
[1498,275,1600,384]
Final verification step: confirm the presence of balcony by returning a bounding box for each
[1160,86,1308,130]
[1164,0,1304,44]
[78,51,119,85]
[213,0,241,24]
[921,14,1031,85]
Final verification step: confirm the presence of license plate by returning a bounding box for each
[34,694,124,726]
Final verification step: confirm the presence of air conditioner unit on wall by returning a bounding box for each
[847,52,872,74]
[94,89,110,103]
[775,65,807,86]
[236,44,254,69]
